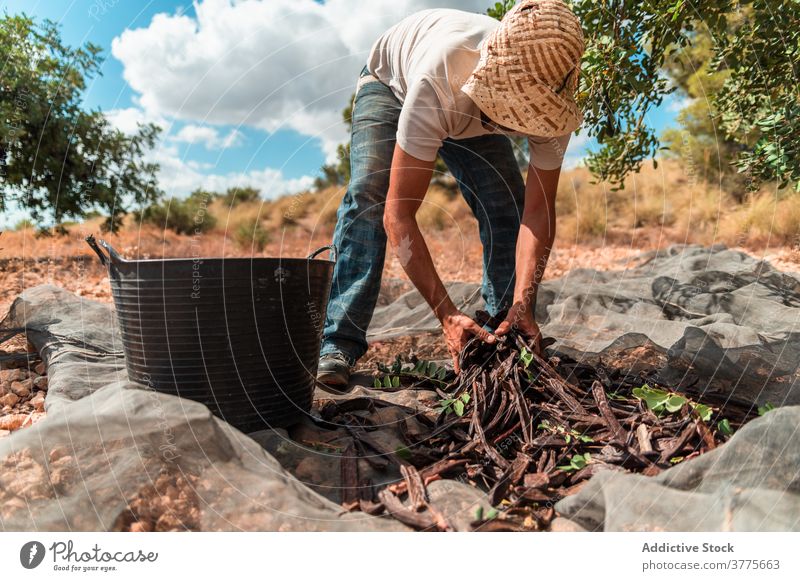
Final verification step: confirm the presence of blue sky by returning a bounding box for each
[2,0,681,227]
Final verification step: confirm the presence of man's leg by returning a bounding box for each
[319,69,402,368]
[438,135,525,317]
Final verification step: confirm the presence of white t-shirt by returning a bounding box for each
[366,8,571,170]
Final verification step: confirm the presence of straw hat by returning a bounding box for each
[462,0,585,137]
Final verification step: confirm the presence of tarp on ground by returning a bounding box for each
[1,244,798,531]
[370,244,800,407]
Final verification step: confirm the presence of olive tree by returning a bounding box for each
[0,15,162,232]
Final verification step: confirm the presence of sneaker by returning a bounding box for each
[316,353,352,393]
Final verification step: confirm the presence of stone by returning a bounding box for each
[30,392,46,411]
[426,479,493,532]
[0,368,24,383]
[33,376,48,390]
[34,362,46,375]
[0,393,20,407]
[550,517,589,532]
[0,413,28,431]
[130,522,152,532]
[10,379,32,398]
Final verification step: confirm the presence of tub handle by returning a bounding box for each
[85,235,124,266]
[307,245,338,263]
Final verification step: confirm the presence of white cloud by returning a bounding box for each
[668,95,693,112]
[111,0,488,161]
[172,125,245,149]
[103,108,311,199]
[154,143,314,198]
[105,106,168,134]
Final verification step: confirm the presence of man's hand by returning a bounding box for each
[494,302,542,354]
[441,310,496,373]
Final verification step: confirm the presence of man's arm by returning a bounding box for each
[494,164,561,352]
[384,144,495,372]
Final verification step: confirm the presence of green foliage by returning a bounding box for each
[372,374,402,389]
[633,384,713,420]
[0,15,161,231]
[487,0,517,20]
[519,346,534,368]
[234,218,270,252]
[138,190,217,235]
[314,95,354,190]
[13,218,34,230]
[537,420,593,444]
[717,418,734,436]
[474,506,499,520]
[440,392,471,417]
[576,0,799,191]
[483,2,800,191]
[661,25,747,192]
[220,187,261,207]
[394,446,412,460]
[711,1,800,191]
[692,403,713,423]
[633,385,686,414]
[758,402,776,416]
[558,452,591,472]
[373,355,450,389]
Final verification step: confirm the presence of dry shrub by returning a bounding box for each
[626,180,676,229]
[234,218,270,252]
[416,186,458,231]
[314,189,346,229]
[556,170,609,242]
[717,190,800,246]
[673,183,727,242]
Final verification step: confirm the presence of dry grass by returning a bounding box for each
[2,159,798,267]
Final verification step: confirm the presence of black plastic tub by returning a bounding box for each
[86,236,335,431]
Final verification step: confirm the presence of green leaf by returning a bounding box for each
[373,377,381,388]
[391,375,400,388]
[383,375,392,389]
[560,452,591,472]
[395,446,412,460]
[519,347,534,368]
[717,418,734,436]
[453,400,465,417]
[758,402,775,416]
[692,403,713,422]
[665,394,687,413]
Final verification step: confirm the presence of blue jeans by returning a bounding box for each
[320,66,525,364]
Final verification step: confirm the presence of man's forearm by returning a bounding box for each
[513,165,560,312]
[385,215,456,320]
[513,211,555,310]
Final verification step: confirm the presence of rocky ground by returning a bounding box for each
[2,235,798,443]
[0,356,47,437]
